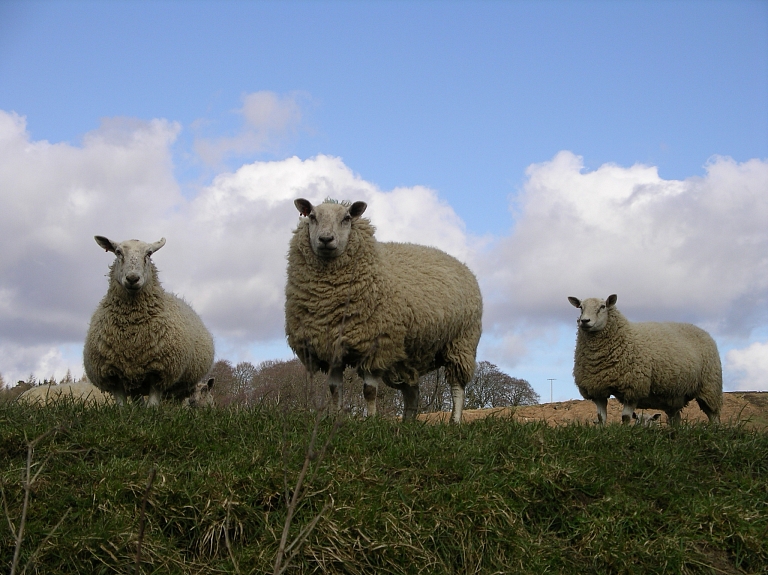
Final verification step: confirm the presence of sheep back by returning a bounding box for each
[18,381,114,406]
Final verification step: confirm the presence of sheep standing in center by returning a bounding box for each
[285,198,483,423]
[84,236,215,406]
[568,294,722,425]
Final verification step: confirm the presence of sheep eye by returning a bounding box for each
[599,305,606,310]
[309,214,316,221]
[342,215,351,223]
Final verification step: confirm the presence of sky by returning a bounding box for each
[0,0,767,402]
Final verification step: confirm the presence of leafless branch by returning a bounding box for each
[135,467,157,575]
[10,425,67,575]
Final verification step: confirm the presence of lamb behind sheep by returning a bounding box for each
[18,381,114,406]
[183,377,216,408]
[84,236,215,406]
[568,294,722,425]
[285,198,483,423]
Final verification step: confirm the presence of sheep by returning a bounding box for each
[18,381,114,406]
[84,236,215,407]
[183,377,216,408]
[568,294,722,426]
[285,198,483,423]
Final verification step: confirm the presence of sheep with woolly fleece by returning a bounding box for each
[182,377,216,408]
[18,381,113,406]
[84,236,215,406]
[568,294,722,425]
[285,198,483,423]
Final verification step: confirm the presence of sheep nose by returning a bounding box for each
[319,235,334,245]
[125,273,140,285]
[580,319,591,326]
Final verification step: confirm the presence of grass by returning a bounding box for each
[0,400,766,574]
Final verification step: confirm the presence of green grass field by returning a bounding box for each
[1,401,766,574]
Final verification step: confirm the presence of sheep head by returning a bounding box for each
[568,294,617,333]
[184,377,215,408]
[294,198,367,259]
[95,236,166,294]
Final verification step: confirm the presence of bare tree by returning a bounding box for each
[464,361,539,409]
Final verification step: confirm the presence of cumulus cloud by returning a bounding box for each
[479,151,768,335]
[194,91,305,167]
[0,111,182,347]
[726,342,768,391]
[162,156,474,345]
[0,109,470,383]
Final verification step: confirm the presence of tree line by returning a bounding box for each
[208,358,539,415]
[0,359,539,413]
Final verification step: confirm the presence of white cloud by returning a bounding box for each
[0,111,182,344]
[162,155,474,346]
[479,151,768,340]
[726,342,768,391]
[194,91,305,166]
[0,109,471,383]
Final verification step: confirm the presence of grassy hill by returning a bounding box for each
[1,401,766,574]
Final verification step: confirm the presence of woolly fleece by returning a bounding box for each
[569,294,722,424]
[285,201,482,421]
[84,237,215,404]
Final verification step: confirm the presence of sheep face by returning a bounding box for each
[183,377,215,408]
[568,294,618,333]
[95,236,166,293]
[294,199,368,259]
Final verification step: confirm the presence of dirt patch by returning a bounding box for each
[418,392,768,429]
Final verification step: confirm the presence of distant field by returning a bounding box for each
[1,401,766,574]
[422,392,768,430]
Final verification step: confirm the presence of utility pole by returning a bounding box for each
[548,379,556,403]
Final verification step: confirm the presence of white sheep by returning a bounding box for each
[568,294,722,425]
[18,381,114,406]
[182,377,216,408]
[285,198,483,423]
[84,236,215,406]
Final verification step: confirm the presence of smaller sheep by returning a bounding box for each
[632,412,662,427]
[84,236,215,406]
[568,294,722,425]
[18,381,113,406]
[183,378,216,408]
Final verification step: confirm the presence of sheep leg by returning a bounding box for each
[112,388,127,407]
[696,398,720,424]
[362,374,380,417]
[327,367,344,412]
[450,382,465,424]
[147,387,163,407]
[593,397,608,425]
[621,402,636,425]
[401,384,420,422]
[665,409,682,426]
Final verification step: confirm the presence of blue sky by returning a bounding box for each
[1,0,767,403]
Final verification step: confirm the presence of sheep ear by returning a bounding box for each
[206,377,215,390]
[567,297,581,308]
[148,238,166,255]
[95,236,117,253]
[606,294,617,307]
[295,198,313,217]
[349,201,367,219]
